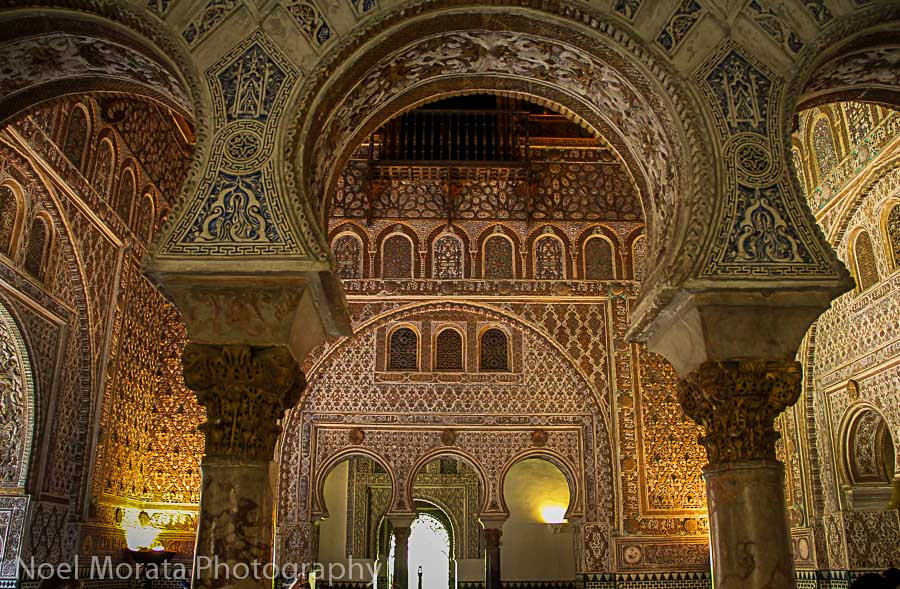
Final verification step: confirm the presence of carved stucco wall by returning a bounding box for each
[792,102,900,570]
[0,95,203,561]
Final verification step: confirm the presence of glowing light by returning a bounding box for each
[120,508,162,551]
[124,524,162,550]
[539,504,567,524]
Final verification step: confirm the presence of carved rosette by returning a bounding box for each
[677,360,801,464]
[182,344,305,461]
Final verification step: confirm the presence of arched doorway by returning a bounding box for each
[501,458,575,583]
[385,504,453,589]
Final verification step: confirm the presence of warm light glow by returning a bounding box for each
[539,504,567,524]
[124,524,162,550]
[120,508,163,551]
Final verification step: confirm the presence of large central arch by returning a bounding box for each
[283,6,716,330]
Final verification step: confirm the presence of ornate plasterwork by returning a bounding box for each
[183,344,305,460]
[163,31,304,257]
[278,300,616,570]
[698,41,837,278]
[300,25,691,268]
[0,302,34,490]
[0,32,191,119]
[678,360,802,464]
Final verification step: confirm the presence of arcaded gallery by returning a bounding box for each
[0,2,898,589]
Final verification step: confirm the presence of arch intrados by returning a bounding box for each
[497,450,581,520]
[0,298,36,490]
[0,20,193,125]
[314,448,397,519]
[796,25,900,112]
[315,83,649,228]
[292,8,691,226]
[406,448,490,514]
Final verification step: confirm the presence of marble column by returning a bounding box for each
[483,527,502,589]
[183,344,305,589]
[392,525,411,589]
[678,359,801,589]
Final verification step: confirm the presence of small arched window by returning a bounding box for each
[433,235,463,279]
[434,328,463,371]
[812,116,838,184]
[23,215,51,279]
[885,204,900,269]
[63,106,89,170]
[135,193,155,243]
[852,230,879,292]
[388,327,418,371]
[632,235,647,281]
[534,235,564,280]
[480,328,509,372]
[116,169,136,224]
[382,233,413,278]
[93,138,115,197]
[0,185,22,257]
[483,234,514,279]
[333,233,363,279]
[583,236,615,279]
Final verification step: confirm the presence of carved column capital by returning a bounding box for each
[677,359,801,464]
[483,528,502,548]
[182,343,306,460]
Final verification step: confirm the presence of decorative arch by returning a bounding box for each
[0,300,36,490]
[406,448,490,514]
[809,112,840,185]
[92,135,116,199]
[62,103,90,171]
[285,5,715,325]
[850,228,880,292]
[629,232,647,281]
[579,229,618,280]
[531,230,567,280]
[134,190,156,243]
[0,9,195,125]
[796,18,900,112]
[478,326,510,372]
[430,231,466,279]
[497,450,582,519]
[838,401,897,510]
[0,181,25,259]
[313,448,397,519]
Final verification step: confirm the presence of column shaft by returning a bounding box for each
[678,360,801,589]
[392,526,411,589]
[183,344,305,589]
[484,528,501,589]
